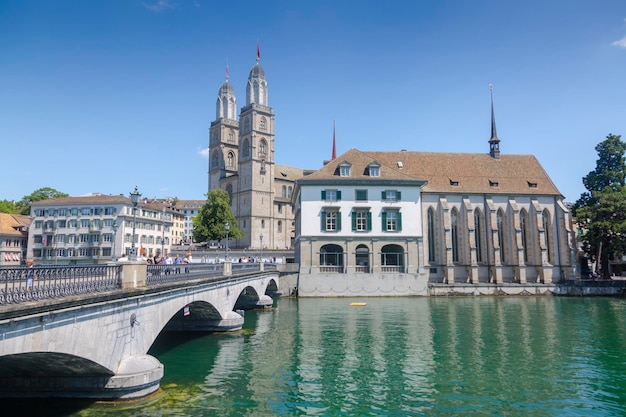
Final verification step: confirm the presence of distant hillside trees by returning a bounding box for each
[0,187,69,215]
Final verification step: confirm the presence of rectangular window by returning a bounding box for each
[352,210,372,232]
[56,234,66,243]
[382,211,402,232]
[59,209,67,216]
[81,219,90,228]
[81,208,91,215]
[105,207,116,215]
[80,234,89,243]
[382,190,401,201]
[340,165,351,177]
[35,220,43,228]
[356,190,368,201]
[57,220,67,228]
[369,166,380,177]
[322,190,341,201]
[320,210,341,232]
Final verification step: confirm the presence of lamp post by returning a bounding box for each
[260,234,263,263]
[111,220,118,261]
[161,207,165,257]
[129,186,141,261]
[225,222,230,261]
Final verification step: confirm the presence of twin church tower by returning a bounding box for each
[208,52,306,250]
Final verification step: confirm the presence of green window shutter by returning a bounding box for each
[352,211,357,231]
[321,190,326,200]
[396,191,402,201]
[337,213,342,231]
[382,211,387,232]
[321,211,326,231]
[381,191,386,200]
[367,212,372,231]
[397,212,402,231]
[337,190,342,201]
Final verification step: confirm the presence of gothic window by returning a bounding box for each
[228,131,234,142]
[260,117,267,131]
[227,151,235,169]
[497,209,506,263]
[427,207,436,262]
[520,209,529,263]
[543,209,553,264]
[259,139,267,158]
[244,117,251,132]
[242,138,250,158]
[451,208,459,262]
[211,150,219,168]
[288,186,292,198]
[278,220,282,232]
[282,185,286,198]
[474,209,483,263]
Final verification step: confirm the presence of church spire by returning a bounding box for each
[488,83,501,159]
[332,121,336,160]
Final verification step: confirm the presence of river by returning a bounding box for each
[4,296,626,416]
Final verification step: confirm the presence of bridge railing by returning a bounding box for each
[0,265,120,305]
[0,262,279,305]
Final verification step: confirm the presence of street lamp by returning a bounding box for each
[161,207,165,257]
[129,186,141,261]
[111,220,118,261]
[260,234,263,263]
[225,221,230,262]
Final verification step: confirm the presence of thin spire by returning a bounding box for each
[332,121,337,160]
[225,58,229,80]
[488,83,501,159]
[256,41,261,62]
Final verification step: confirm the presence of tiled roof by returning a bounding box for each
[274,164,309,181]
[299,148,562,196]
[0,213,31,236]
[31,194,130,206]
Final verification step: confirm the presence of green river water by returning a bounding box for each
[5,296,626,416]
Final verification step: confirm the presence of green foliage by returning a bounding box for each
[574,134,626,275]
[0,200,20,214]
[18,187,69,215]
[192,189,242,243]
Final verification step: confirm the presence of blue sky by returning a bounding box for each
[2,0,626,204]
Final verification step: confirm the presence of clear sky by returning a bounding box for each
[2,0,626,204]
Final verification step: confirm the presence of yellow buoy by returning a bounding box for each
[349,302,367,306]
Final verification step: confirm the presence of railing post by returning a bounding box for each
[223,261,232,276]
[259,262,264,272]
[118,261,148,289]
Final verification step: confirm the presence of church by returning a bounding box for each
[293,89,577,296]
[207,52,308,250]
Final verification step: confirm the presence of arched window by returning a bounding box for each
[278,220,282,233]
[227,151,234,168]
[242,138,250,158]
[451,208,459,263]
[320,244,344,271]
[259,139,267,158]
[427,207,436,262]
[520,209,529,263]
[381,244,404,270]
[288,186,292,198]
[211,150,219,168]
[474,209,483,263]
[281,185,286,198]
[261,219,265,229]
[355,244,370,271]
[497,209,506,263]
[225,184,233,204]
[543,209,553,263]
[244,117,251,132]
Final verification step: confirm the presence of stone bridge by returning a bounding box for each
[0,262,279,399]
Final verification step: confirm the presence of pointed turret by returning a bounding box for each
[216,61,236,121]
[246,44,268,106]
[489,83,501,159]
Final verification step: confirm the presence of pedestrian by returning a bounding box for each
[25,259,36,290]
[174,254,182,273]
[164,253,172,274]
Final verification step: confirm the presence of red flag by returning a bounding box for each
[256,42,260,61]
[332,121,337,160]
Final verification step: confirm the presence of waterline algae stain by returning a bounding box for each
[3,297,626,416]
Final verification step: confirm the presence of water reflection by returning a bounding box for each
[4,297,626,416]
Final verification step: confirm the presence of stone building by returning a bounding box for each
[207,54,306,250]
[293,93,576,296]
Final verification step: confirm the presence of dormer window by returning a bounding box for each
[339,164,351,177]
[489,180,499,187]
[527,181,537,188]
[368,162,381,177]
[450,179,459,186]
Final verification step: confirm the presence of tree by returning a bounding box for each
[574,134,626,276]
[17,187,69,215]
[0,200,20,214]
[192,189,243,243]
